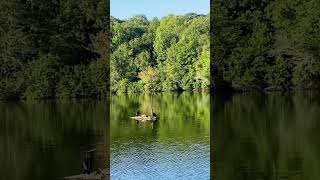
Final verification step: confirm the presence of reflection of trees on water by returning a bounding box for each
[111,93,210,177]
[213,93,320,180]
[111,93,210,143]
[0,100,109,179]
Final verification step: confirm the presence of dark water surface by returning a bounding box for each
[213,93,320,180]
[0,100,109,180]
[111,93,210,180]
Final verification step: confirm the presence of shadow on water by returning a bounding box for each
[212,92,320,180]
[0,100,109,180]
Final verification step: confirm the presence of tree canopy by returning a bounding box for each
[212,0,320,92]
[0,0,109,100]
[111,14,210,93]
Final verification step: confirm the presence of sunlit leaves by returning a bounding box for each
[111,14,209,93]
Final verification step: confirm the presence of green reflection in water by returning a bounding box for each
[213,93,320,180]
[111,93,210,180]
[0,100,109,180]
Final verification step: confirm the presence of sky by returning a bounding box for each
[111,0,210,20]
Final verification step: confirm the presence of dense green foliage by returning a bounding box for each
[111,14,210,93]
[0,0,109,99]
[212,0,320,91]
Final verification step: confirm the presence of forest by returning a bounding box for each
[4,0,317,99]
[0,0,109,100]
[212,0,320,92]
[111,14,210,93]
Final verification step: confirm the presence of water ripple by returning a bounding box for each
[111,137,210,180]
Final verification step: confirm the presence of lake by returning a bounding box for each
[110,93,210,180]
[7,93,317,179]
[213,93,320,180]
[0,100,109,180]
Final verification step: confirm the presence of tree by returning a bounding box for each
[0,0,109,99]
[110,14,210,93]
[139,67,159,92]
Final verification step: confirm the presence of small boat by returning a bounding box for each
[131,115,157,122]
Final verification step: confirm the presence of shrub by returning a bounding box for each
[88,59,109,97]
[117,78,130,93]
[127,81,144,93]
[24,54,59,99]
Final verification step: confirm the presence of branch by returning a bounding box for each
[81,45,101,55]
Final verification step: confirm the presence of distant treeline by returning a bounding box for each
[0,0,109,100]
[111,14,209,93]
[212,0,320,91]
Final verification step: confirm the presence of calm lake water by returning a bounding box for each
[111,93,210,180]
[0,100,109,180]
[213,93,320,180]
